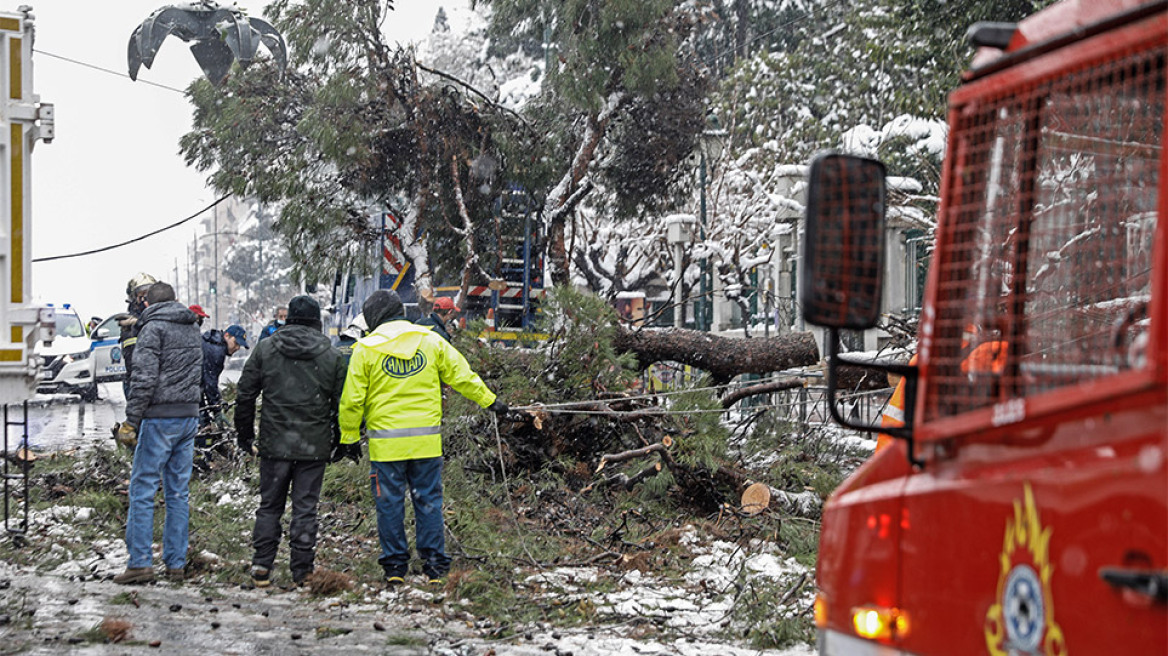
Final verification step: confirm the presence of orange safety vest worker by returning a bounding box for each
[877,354,917,453]
[960,339,1007,375]
[959,322,1007,375]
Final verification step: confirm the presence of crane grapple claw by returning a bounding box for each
[126,1,288,87]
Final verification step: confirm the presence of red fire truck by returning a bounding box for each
[800,1,1166,654]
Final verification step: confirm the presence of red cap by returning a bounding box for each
[433,297,460,312]
[189,304,209,318]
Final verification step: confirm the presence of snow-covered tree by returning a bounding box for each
[220,201,296,323]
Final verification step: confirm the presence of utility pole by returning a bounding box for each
[699,148,709,332]
[193,233,200,310]
[258,211,264,314]
[213,203,220,326]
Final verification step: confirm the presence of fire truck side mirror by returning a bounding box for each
[800,152,887,330]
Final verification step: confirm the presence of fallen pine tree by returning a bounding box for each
[450,287,851,514]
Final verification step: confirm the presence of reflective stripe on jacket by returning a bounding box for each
[339,320,496,461]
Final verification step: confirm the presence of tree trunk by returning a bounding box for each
[613,327,819,384]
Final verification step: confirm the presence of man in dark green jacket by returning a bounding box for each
[234,295,347,587]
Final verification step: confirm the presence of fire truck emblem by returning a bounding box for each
[984,484,1066,655]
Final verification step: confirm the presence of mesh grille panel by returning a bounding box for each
[926,47,1164,422]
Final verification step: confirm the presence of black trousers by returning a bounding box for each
[252,458,326,581]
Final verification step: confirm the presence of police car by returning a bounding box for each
[88,314,127,385]
[35,304,100,400]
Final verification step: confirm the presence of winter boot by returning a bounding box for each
[113,567,155,585]
[250,566,272,589]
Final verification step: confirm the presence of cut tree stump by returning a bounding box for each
[740,482,771,515]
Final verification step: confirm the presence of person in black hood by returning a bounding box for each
[234,295,347,588]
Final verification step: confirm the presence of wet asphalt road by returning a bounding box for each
[15,384,127,455]
[18,368,242,455]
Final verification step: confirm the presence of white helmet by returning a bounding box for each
[126,272,157,296]
[340,313,368,340]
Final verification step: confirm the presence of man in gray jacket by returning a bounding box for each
[234,295,347,587]
[113,282,203,584]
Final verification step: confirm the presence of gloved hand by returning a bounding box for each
[488,399,510,415]
[332,442,361,464]
[236,432,255,456]
[115,422,138,450]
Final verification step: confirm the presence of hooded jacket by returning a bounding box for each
[201,329,228,407]
[339,319,496,462]
[124,301,203,426]
[234,324,347,461]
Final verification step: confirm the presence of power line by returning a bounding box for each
[33,48,187,94]
[740,0,851,52]
[33,195,231,263]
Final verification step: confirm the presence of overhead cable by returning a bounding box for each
[34,48,187,94]
[33,195,231,263]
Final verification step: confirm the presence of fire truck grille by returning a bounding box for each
[926,44,1164,421]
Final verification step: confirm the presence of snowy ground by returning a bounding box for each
[0,510,817,655]
[0,551,817,655]
[0,392,819,655]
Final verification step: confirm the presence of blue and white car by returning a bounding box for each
[88,314,127,385]
[36,304,98,400]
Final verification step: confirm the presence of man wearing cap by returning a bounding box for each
[234,296,347,588]
[189,305,209,328]
[200,324,248,423]
[338,290,509,587]
[415,296,460,343]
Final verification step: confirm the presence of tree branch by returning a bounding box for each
[720,378,805,408]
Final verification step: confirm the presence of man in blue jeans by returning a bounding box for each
[113,282,203,584]
[338,290,508,587]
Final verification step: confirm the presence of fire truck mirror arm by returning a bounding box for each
[824,330,924,469]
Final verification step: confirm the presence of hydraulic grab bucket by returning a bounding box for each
[127,1,287,86]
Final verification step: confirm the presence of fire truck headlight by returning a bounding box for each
[813,594,827,628]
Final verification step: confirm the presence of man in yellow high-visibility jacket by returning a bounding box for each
[338,290,508,586]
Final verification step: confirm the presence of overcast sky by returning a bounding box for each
[29,1,458,322]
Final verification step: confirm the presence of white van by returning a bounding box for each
[36,304,99,400]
